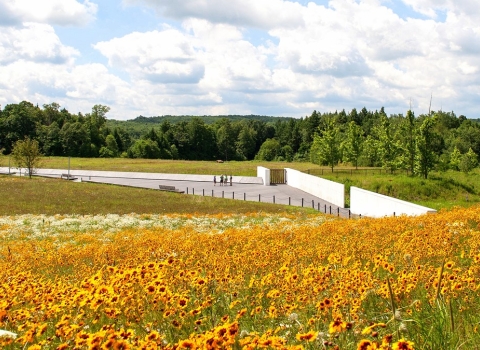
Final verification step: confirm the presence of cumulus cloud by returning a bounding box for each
[2,0,480,119]
[124,0,304,29]
[0,0,97,27]
[0,23,79,65]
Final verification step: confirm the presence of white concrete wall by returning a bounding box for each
[257,166,270,186]
[285,168,344,208]
[350,186,436,218]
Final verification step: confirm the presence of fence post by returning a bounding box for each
[212,189,214,197]
[193,188,194,195]
[186,187,188,194]
[324,204,326,213]
[312,200,314,208]
[337,207,339,217]
[259,194,261,202]
[273,195,275,204]
[289,197,291,205]
[233,192,235,199]
[222,191,224,198]
[329,206,331,214]
[393,212,395,217]
[301,198,304,207]
[317,203,320,211]
[349,210,351,219]
[203,189,204,196]
[244,193,246,201]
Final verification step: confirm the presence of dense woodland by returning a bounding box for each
[1,101,480,178]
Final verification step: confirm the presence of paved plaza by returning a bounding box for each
[0,167,351,217]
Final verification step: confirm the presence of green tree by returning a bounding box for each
[399,110,417,175]
[375,114,401,173]
[450,146,461,171]
[127,139,161,159]
[342,121,364,169]
[459,148,478,174]
[415,115,437,179]
[255,138,281,161]
[310,119,341,172]
[0,101,40,153]
[216,119,236,161]
[236,126,257,160]
[60,122,91,157]
[11,138,43,178]
[362,135,380,167]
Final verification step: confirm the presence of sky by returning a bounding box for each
[0,0,479,120]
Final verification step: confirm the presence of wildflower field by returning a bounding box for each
[2,207,480,349]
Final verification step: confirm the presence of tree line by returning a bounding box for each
[1,101,479,178]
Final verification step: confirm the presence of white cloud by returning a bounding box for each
[0,0,97,26]
[95,29,205,84]
[401,0,480,19]
[124,0,304,29]
[2,0,480,119]
[0,23,79,65]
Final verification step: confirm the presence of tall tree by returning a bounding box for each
[11,138,43,178]
[215,119,236,161]
[375,114,401,173]
[415,115,437,179]
[399,110,417,175]
[342,121,364,169]
[310,118,341,172]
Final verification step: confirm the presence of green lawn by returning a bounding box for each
[0,175,318,215]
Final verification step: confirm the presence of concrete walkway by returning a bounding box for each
[0,167,351,218]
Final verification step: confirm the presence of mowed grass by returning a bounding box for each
[16,157,321,176]
[0,175,319,215]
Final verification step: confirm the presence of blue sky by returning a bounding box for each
[1,0,479,120]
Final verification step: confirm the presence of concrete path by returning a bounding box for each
[0,167,351,218]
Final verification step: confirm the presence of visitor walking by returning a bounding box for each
[214,175,217,186]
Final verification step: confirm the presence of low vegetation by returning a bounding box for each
[0,176,316,216]
[2,207,480,349]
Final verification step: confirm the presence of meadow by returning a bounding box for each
[2,158,480,349]
[2,207,480,349]
[0,176,314,216]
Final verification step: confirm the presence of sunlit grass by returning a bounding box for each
[0,176,317,215]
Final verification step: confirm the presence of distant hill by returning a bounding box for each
[106,115,292,138]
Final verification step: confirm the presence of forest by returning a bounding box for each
[1,101,479,178]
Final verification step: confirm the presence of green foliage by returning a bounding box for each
[375,114,402,173]
[459,148,478,173]
[342,121,364,168]
[255,138,281,161]
[449,147,461,170]
[310,118,341,171]
[1,100,478,170]
[416,115,438,179]
[11,138,43,178]
[127,139,162,159]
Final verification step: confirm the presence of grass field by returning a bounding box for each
[0,175,318,216]
[12,157,321,177]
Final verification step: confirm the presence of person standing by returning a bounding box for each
[230,175,232,186]
[214,175,217,186]
[220,174,224,186]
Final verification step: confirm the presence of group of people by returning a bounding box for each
[214,174,232,186]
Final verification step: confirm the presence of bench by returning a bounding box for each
[61,173,77,180]
[159,185,184,193]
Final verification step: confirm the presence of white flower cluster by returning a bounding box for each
[0,213,328,240]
